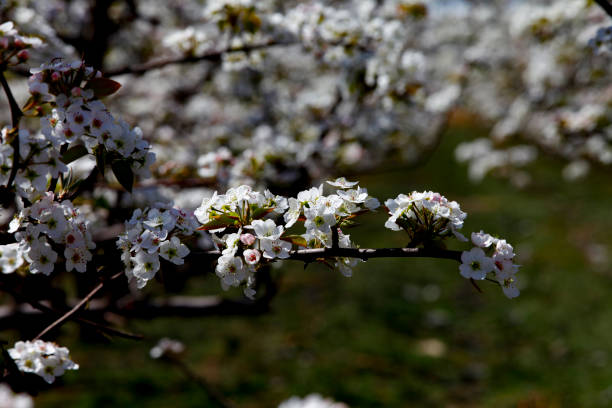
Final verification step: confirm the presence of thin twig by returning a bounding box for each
[0,283,142,340]
[106,40,295,77]
[33,271,124,340]
[172,358,236,408]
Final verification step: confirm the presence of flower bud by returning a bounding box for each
[240,233,256,246]
[13,37,25,48]
[16,49,28,62]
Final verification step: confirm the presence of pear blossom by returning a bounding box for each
[8,340,79,384]
[459,247,495,280]
[159,237,190,265]
[243,248,261,265]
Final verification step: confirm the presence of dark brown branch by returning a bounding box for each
[0,71,23,188]
[192,246,462,263]
[105,40,295,77]
[595,0,612,18]
[33,271,124,340]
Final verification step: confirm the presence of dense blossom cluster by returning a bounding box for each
[384,191,467,243]
[383,191,520,299]
[8,340,78,384]
[0,58,154,203]
[189,180,380,296]
[460,231,520,299]
[4,192,94,275]
[117,205,196,289]
[32,60,155,178]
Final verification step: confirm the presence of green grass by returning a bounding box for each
[33,125,612,407]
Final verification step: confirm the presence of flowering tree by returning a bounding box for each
[0,0,610,405]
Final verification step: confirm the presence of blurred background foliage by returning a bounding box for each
[21,118,612,407]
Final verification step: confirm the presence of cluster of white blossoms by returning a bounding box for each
[460,231,520,299]
[0,383,33,408]
[5,192,94,275]
[0,21,42,66]
[117,180,521,300]
[117,205,197,289]
[8,340,79,384]
[278,394,348,408]
[0,60,154,201]
[384,191,467,243]
[190,180,380,296]
[31,60,155,178]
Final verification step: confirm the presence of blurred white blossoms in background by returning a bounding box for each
[0,383,33,408]
[8,340,79,384]
[149,338,185,360]
[278,394,348,408]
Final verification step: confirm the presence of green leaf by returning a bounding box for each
[85,77,122,98]
[197,213,239,231]
[61,145,89,164]
[281,235,307,248]
[251,206,274,220]
[111,159,134,192]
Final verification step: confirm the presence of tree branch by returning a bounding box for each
[33,271,124,340]
[192,246,462,263]
[105,40,295,77]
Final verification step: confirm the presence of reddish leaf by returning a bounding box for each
[85,77,122,98]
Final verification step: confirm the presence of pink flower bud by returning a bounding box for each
[71,87,82,97]
[13,37,25,48]
[51,72,61,81]
[243,249,261,265]
[240,233,256,246]
[16,50,28,62]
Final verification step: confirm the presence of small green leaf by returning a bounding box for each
[85,77,122,98]
[281,235,307,248]
[61,145,89,164]
[251,206,274,220]
[197,213,239,231]
[111,159,134,192]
